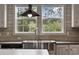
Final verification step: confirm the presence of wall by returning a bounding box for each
[0,4,79,42]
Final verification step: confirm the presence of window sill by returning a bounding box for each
[14,32,65,35]
[15,32,35,35]
[40,32,65,35]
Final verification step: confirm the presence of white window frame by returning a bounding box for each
[41,6,64,34]
[15,5,64,35]
[15,6,37,34]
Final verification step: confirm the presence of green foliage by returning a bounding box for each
[17,17,36,32]
[17,17,62,32]
[18,26,23,32]
[43,18,62,32]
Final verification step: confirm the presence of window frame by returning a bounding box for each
[41,5,64,34]
[15,6,37,34]
[15,5,65,35]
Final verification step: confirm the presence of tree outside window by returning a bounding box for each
[42,6,64,33]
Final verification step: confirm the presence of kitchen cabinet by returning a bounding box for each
[72,4,79,28]
[56,44,79,55]
[0,4,7,28]
[69,45,79,55]
[56,45,69,55]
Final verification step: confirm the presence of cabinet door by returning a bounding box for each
[72,4,79,27]
[0,4,7,28]
[70,45,79,55]
[56,45,69,55]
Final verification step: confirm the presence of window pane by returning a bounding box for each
[42,6,63,33]
[43,18,62,32]
[17,17,36,32]
[17,7,37,17]
[42,7,63,18]
[17,26,23,32]
[23,18,36,32]
[17,19,23,25]
[24,26,29,32]
[16,6,37,33]
[28,19,36,32]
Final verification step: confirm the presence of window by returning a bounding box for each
[15,6,37,33]
[42,6,64,33]
[15,5,64,34]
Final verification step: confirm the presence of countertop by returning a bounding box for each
[22,40,56,43]
[0,40,79,44]
[0,49,49,55]
[0,42,22,44]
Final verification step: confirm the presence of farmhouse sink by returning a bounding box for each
[22,40,56,49]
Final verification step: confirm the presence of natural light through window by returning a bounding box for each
[15,5,64,34]
[15,6,37,33]
[42,6,64,33]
